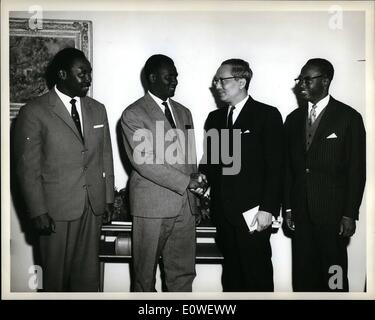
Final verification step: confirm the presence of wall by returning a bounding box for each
[9,7,366,293]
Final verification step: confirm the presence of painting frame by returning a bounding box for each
[9,18,93,119]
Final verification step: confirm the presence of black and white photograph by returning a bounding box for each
[1,0,374,301]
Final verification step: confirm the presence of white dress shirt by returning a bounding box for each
[148,91,177,125]
[55,86,84,135]
[308,94,330,120]
[227,95,249,125]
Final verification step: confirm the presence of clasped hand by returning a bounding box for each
[188,172,208,196]
[32,213,56,235]
[251,210,273,232]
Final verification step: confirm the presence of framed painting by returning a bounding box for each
[9,18,93,119]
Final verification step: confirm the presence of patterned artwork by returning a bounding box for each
[9,18,92,119]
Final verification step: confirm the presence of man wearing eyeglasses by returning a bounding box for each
[200,59,283,291]
[284,58,366,291]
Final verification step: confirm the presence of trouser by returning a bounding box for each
[39,197,102,292]
[293,217,349,292]
[216,214,274,292]
[132,200,196,292]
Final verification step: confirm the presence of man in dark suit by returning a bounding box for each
[14,48,115,291]
[121,54,206,292]
[284,58,366,291]
[200,59,284,291]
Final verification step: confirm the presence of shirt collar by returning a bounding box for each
[148,90,170,107]
[308,94,330,114]
[228,95,249,114]
[55,85,78,107]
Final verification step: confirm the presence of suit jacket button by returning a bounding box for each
[306,168,310,173]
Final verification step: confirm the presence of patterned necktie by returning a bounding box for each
[162,101,176,128]
[70,98,83,139]
[308,104,317,126]
[227,106,235,129]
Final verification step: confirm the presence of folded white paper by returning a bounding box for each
[242,206,259,232]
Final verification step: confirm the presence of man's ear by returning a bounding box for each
[148,73,156,84]
[239,78,247,89]
[57,70,67,81]
[322,77,331,89]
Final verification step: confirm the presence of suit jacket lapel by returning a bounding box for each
[308,98,338,152]
[49,90,84,144]
[144,93,185,161]
[233,96,256,129]
[169,99,183,130]
[301,105,308,153]
[81,97,92,144]
[144,93,171,129]
[218,107,228,129]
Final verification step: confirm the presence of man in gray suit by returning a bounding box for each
[121,54,206,292]
[14,48,114,291]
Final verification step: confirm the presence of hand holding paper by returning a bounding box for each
[242,207,259,232]
[242,207,273,233]
[255,210,273,231]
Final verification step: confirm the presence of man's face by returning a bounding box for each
[60,57,92,97]
[295,64,328,103]
[213,64,244,105]
[150,63,178,101]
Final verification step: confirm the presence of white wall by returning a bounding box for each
[9,8,366,293]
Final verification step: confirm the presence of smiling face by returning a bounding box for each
[58,57,92,98]
[213,64,247,106]
[149,62,178,101]
[296,64,330,104]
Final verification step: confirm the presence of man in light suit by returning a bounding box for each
[200,59,284,291]
[121,54,206,292]
[14,48,114,292]
[284,58,366,291]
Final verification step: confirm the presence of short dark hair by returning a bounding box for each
[45,47,88,89]
[221,58,253,90]
[305,58,334,81]
[144,54,175,81]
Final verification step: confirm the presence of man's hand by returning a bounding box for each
[102,203,114,224]
[251,210,273,232]
[339,216,356,237]
[32,213,56,235]
[285,211,295,231]
[188,173,208,196]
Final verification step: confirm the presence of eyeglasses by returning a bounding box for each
[212,76,240,86]
[294,74,324,85]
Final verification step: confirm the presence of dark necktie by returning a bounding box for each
[162,101,176,128]
[227,106,235,128]
[70,98,83,140]
[228,106,235,157]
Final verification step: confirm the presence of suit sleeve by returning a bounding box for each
[198,112,214,182]
[283,115,293,214]
[14,105,48,218]
[102,105,115,204]
[186,109,198,171]
[259,108,284,217]
[344,112,366,220]
[121,109,190,195]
